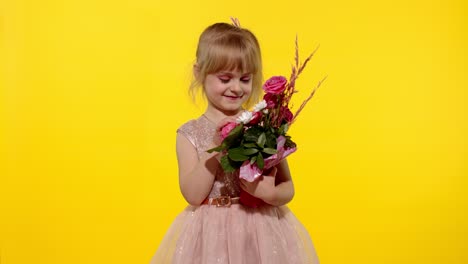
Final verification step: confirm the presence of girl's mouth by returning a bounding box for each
[224,95,243,100]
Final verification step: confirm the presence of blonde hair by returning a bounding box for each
[190,22,263,109]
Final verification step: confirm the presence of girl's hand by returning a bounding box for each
[216,116,238,131]
[240,167,277,203]
[213,115,241,145]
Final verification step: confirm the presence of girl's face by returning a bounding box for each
[204,69,253,114]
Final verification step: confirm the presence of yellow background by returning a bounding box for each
[1,0,467,263]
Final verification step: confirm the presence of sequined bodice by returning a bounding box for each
[177,116,241,198]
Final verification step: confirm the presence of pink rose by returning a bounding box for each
[262,76,287,94]
[280,106,293,123]
[263,93,278,108]
[220,122,238,140]
[248,111,262,125]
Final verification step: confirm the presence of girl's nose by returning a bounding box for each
[230,80,241,93]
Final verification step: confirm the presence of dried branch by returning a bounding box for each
[297,44,319,77]
[290,75,328,125]
[295,35,299,69]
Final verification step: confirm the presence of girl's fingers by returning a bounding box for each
[217,117,237,130]
[239,179,246,186]
[268,167,277,177]
[240,179,253,192]
[240,182,248,192]
[262,167,277,177]
[240,179,248,188]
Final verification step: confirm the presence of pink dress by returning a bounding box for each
[150,116,320,264]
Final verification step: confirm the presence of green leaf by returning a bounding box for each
[285,137,297,149]
[220,155,236,173]
[250,155,257,165]
[228,123,243,137]
[242,148,259,155]
[243,143,257,148]
[223,124,244,146]
[228,147,250,161]
[262,148,277,155]
[257,132,266,148]
[265,131,276,148]
[279,123,289,135]
[244,126,262,142]
[206,144,226,153]
[256,153,264,170]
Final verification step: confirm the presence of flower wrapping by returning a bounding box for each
[239,135,296,182]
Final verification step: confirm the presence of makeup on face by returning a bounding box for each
[216,71,252,84]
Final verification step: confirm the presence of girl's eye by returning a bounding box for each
[241,78,251,83]
[219,78,230,83]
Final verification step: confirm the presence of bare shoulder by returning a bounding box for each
[176,131,197,153]
[175,118,199,159]
[176,131,199,176]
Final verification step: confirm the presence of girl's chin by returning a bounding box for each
[217,103,244,113]
[221,98,245,105]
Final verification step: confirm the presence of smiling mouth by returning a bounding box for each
[224,95,243,100]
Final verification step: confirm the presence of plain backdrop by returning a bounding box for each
[1,0,467,263]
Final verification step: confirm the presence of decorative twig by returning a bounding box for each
[291,75,328,125]
[295,35,300,69]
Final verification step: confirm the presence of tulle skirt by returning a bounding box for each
[150,204,319,264]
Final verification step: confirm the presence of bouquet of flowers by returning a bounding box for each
[207,37,326,207]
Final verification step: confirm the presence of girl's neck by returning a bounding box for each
[203,106,244,125]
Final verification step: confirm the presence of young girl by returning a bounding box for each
[150,21,320,264]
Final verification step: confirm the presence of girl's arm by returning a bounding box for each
[176,132,218,206]
[240,159,295,206]
[268,159,295,206]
